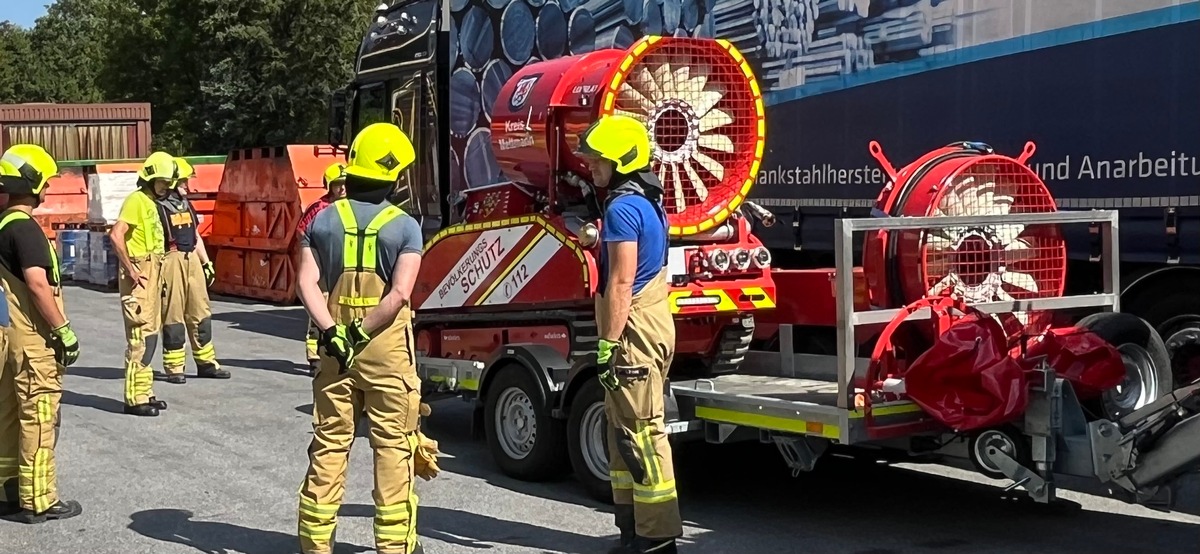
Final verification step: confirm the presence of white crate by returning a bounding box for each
[87,173,140,225]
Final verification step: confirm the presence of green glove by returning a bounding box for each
[202,262,216,288]
[596,338,619,391]
[51,321,80,367]
[348,317,372,346]
[319,324,355,372]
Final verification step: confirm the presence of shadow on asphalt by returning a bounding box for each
[421,399,1200,553]
[341,504,598,552]
[212,308,306,340]
[67,365,125,380]
[129,508,370,554]
[61,389,126,415]
[223,357,311,376]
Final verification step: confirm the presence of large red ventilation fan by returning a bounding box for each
[863,141,1067,341]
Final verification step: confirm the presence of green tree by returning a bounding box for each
[0,22,42,103]
[25,0,111,103]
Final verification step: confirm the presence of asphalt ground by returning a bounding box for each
[0,285,1197,554]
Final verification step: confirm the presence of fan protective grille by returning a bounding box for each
[600,37,766,237]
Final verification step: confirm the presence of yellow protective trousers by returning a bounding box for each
[596,267,683,540]
[299,202,423,554]
[120,253,163,406]
[0,263,66,513]
[161,250,218,374]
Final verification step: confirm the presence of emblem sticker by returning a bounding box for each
[509,74,541,111]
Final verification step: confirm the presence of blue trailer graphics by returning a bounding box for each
[446,0,1199,266]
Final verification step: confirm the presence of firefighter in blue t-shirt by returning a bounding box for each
[575,114,682,554]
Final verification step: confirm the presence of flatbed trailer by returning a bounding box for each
[419,209,1200,512]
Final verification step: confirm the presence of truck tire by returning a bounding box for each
[483,365,569,480]
[1077,312,1173,421]
[1161,316,1200,385]
[567,378,613,503]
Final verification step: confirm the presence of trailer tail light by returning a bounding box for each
[675,295,722,308]
[751,246,771,269]
[708,249,731,272]
[731,248,752,271]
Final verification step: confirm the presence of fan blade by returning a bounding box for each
[699,133,734,153]
[691,151,725,181]
[993,223,1025,246]
[673,66,690,94]
[993,288,1032,326]
[631,65,661,101]
[687,67,709,93]
[652,62,674,96]
[684,160,709,202]
[618,83,656,114]
[1002,238,1038,264]
[928,273,962,296]
[670,163,685,211]
[692,89,724,117]
[698,108,733,132]
[925,233,954,252]
[1002,271,1039,294]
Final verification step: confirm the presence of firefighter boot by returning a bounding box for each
[3,499,83,524]
[166,374,186,384]
[608,504,636,553]
[197,363,231,379]
[123,403,160,417]
[614,536,677,554]
[149,396,168,410]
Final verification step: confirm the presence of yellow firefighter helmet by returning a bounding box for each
[0,144,58,195]
[575,114,652,175]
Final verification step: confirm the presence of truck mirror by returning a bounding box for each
[329,89,348,146]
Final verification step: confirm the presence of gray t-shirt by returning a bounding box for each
[300,199,424,290]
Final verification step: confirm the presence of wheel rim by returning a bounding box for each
[579,401,610,482]
[1104,344,1160,417]
[495,387,537,461]
[973,430,1015,475]
[1164,325,1200,384]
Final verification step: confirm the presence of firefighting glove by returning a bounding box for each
[319,324,355,372]
[51,321,80,367]
[202,262,216,288]
[596,338,620,391]
[347,317,372,347]
[414,430,442,481]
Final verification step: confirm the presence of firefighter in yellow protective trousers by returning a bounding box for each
[0,144,84,523]
[298,163,347,376]
[295,123,439,554]
[110,151,176,417]
[576,115,682,554]
[157,158,228,383]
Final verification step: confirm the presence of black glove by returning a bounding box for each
[319,324,355,372]
[51,322,80,367]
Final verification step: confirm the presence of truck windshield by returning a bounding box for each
[353,82,390,136]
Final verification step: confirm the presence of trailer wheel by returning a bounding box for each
[1161,316,1200,385]
[1078,312,1173,421]
[567,378,613,503]
[969,426,1030,480]
[483,366,568,480]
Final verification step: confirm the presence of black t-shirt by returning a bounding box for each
[0,216,56,286]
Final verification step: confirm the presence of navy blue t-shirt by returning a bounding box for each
[599,193,668,296]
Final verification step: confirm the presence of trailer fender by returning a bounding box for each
[478,343,571,412]
[1121,266,1200,317]
[554,356,599,419]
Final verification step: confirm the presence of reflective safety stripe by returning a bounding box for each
[37,395,53,424]
[332,199,405,272]
[635,422,662,486]
[0,210,59,285]
[610,470,635,490]
[337,295,381,307]
[20,447,53,513]
[374,499,413,541]
[633,479,678,504]
[163,350,187,364]
[298,496,339,540]
[193,342,216,362]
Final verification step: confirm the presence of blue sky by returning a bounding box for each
[6,0,49,28]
